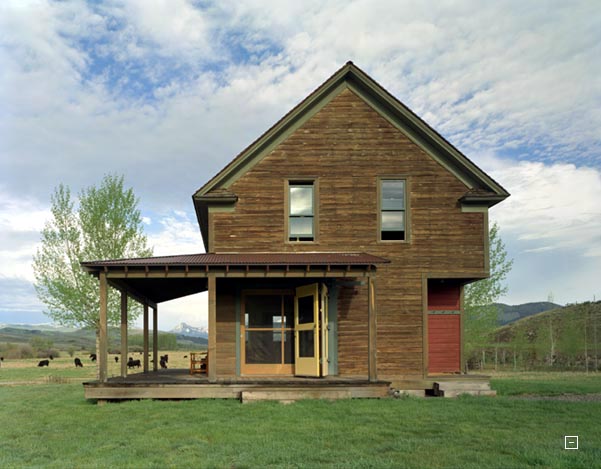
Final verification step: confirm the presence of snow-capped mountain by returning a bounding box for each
[170,322,208,338]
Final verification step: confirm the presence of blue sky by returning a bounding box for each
[1,0,600,329]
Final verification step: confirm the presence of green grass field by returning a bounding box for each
[1,368,600,468]
[1,384,599,468]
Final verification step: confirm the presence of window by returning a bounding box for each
[380,179,406,241]
[288,181,315,242]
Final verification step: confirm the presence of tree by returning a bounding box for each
[32,174,152,338]
[464,222,513,369]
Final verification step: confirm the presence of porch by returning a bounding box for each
[80,252,389,401]
[83,369,392,402]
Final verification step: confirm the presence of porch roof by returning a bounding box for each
[82,252,389,268]
[81,252,388,305]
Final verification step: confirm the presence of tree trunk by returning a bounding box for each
[584,306,589,374]
[549,317,555,367]
[494,345,498,371]
[594,305,598,372]
[95,329,100,381]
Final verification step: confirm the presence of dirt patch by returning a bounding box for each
[510,393,601,402]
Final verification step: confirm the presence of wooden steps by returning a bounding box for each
[83,379,391,402]
[431,380,496,398]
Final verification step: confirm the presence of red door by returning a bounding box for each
[428,314,461,373]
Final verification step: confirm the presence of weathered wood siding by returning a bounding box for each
[216,280,236,377]
[211,88,485,377]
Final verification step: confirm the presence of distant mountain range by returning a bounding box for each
[169,322,208,339]
[495,302,562,325]
[0,321,209,350]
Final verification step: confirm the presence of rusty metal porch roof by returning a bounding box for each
[81,252,389,268]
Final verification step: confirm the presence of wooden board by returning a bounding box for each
[428,314,461,373]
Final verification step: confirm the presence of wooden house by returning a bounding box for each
[82,62,508,401]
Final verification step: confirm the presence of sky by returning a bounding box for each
[1,0,600,330]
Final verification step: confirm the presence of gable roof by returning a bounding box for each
[193,61,509,249]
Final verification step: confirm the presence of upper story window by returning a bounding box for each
[380,179,406,241]
[288,181,315,242]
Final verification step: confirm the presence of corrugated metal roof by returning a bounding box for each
[82,252,389,268]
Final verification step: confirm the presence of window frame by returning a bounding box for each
[285,178,319,243]
[377,176,410,243]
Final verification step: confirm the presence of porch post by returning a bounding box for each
[153,305,158,372]
[143,304,149,372]
[120,290,128,378]
[368,274,378,382]
[208,273,217,382]
[98,271,108,383]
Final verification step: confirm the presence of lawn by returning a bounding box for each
[1,373,600,468]
[491,371,601,396]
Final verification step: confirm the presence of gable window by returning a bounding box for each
[380,179,406,241]
[288,181,315,242]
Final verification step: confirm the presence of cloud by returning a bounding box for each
[0,0,599,326]
[146,210,205,256]
[488,160,601,258]
[0,187,50,281]
[479,154,601,305]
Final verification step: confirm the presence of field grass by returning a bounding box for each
[2,359,600,467]
[1,372,601,468]
[490,371,601,396]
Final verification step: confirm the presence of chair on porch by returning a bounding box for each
[190,351,208,375]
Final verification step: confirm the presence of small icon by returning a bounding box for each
[564,436,578,450]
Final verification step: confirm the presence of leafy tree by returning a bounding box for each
[464,222,513,369]
[32,174,152,342]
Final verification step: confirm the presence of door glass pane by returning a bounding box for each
[298,295,314,324]
[283,331,294,364]
[298,330,315,357]
[245,296,281,328]
[245,331,282,364]
[289,217,314,237]
[290,186,313,215]
[381,180,405,210]
[381,211,405,231]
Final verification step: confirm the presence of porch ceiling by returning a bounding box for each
[109,277,207,304]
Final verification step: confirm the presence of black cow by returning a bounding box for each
[89,353,97,362]
[38,359,49,367]
[127,357,141,369]
[74,357,83,368]
[48,355,54,360]
[114,356,119,363]
[160,357,167,369]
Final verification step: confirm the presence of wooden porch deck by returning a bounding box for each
[83,369,392,402]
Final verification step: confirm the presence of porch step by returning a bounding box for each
[241,382,390,402]
[241,389,352,403]
[431,381,496,398]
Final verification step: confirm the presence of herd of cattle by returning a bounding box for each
[0,353,174,370]
[29,353,171,369]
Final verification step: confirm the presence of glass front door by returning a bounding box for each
[294,283,328,377]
